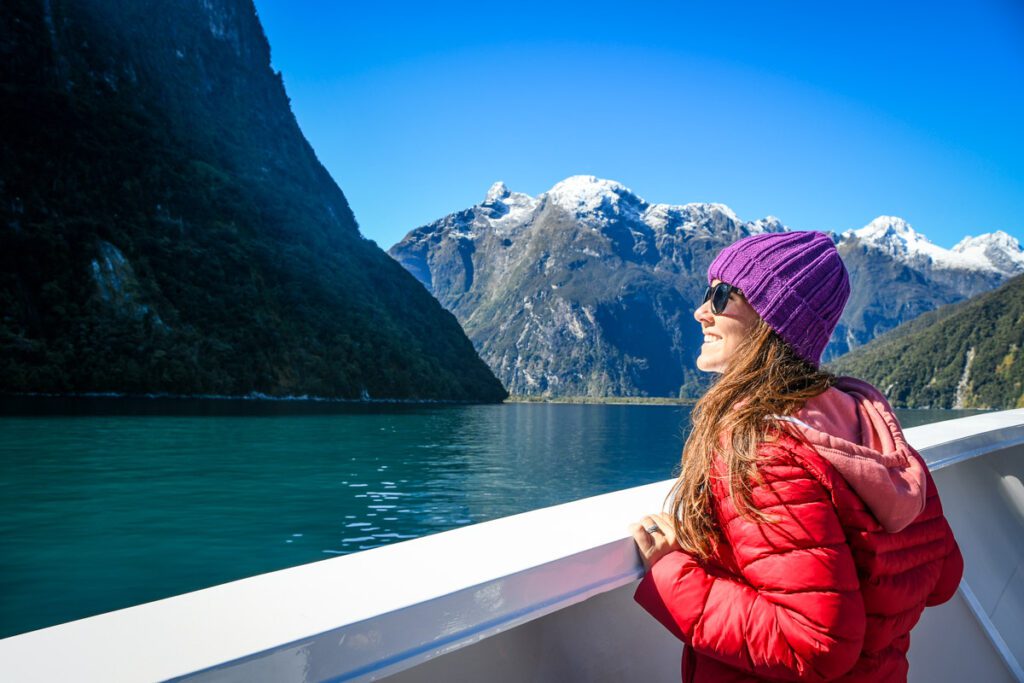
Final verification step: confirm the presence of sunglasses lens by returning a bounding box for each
[702,283,733,314]
[713,285,731,314]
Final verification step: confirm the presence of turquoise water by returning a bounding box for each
[0,397,983,638]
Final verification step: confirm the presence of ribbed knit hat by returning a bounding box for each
[707,231,850,366]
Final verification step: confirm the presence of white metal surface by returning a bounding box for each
[0,481,672,682]
[913,409,1024,469]
[1,409,1022,682]
[923,439,1024,682]
[956,581,1024,681]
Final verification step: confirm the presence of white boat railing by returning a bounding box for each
[1,410,1023,682]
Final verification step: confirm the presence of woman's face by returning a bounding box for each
[694,280,761,373]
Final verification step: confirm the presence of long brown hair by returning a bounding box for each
[669,316,836,559]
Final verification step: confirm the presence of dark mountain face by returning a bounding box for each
[0,0,506,401]
[828,274,1024,409]
[390,178,1019,398]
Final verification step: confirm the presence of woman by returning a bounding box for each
[631,231,963,682]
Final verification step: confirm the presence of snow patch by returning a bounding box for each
[480,180,540,229]
[567,313,587,340]
[485,181,510,204]
[642,201,747,233]
[545,175,642,217]
[747,216,789,234]
[698,203,741,224]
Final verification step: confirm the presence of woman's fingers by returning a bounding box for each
[631,514,683,570]
[630,524,655,554]
[631,519,656,540]
[632,514,673,537]
[651,513,679,544]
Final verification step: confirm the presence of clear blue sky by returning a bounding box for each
[253,0,1024,250]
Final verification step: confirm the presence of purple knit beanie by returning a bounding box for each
[707,231,850,366]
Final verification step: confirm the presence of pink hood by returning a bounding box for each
[774,377,927,533]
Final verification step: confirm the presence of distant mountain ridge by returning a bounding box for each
[0,0,506,401]
[844,216,1024,277]
[390,175,1022,397]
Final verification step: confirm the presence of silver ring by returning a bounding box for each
[644,523,660,534]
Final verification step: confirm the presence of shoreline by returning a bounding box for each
[0,391,486,406]
[1,392,999,411]
[505,395,698,406]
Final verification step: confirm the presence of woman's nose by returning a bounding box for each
[694,300,713,324]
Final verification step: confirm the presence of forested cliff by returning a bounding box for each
[0,0,506,401]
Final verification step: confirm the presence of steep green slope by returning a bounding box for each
[830,238,996,357]
[0,0,505,401]
[828,274,1024,409]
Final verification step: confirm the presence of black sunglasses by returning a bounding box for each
[702,282,738,315]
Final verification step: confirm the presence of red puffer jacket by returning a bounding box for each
[635,379,963,682]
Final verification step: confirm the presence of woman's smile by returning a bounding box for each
[694,280,759,373]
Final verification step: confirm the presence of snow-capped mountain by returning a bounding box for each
[390,176,1022,397]
[842,216,1024,276]
[390,176,780,397]
[952,231,1024,277]
[414,175,784,247]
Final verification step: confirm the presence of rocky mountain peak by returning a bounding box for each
[952,230,1024,276]
[686,202,742,223]
[848,216,924,256]
[484,181,510,204]
[953,230,1021,253]
[544,175,644,219]
[477,181,540,226]
[747,215,789,234]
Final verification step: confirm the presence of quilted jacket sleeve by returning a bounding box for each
[926,533,963,606]
[635,444,866,682]
[925,470,964,606]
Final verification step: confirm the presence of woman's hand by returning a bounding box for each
[630,512,682,571]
